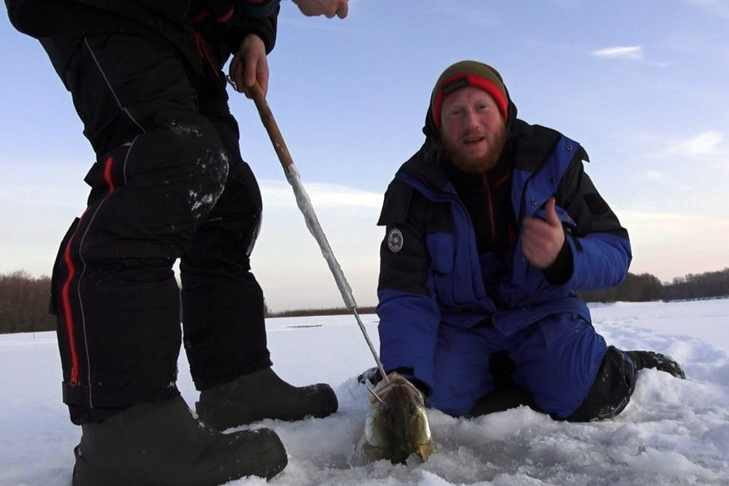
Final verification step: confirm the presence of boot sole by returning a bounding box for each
[73,446,138,486]
[72,440,288,485]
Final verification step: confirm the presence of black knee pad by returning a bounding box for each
[162,119,230,222]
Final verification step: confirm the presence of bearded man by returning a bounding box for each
[374,61,685,421]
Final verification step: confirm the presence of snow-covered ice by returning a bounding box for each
[2,299,729,485]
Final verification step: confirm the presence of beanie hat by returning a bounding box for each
[430,61,509,129]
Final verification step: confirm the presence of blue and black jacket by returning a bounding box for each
[377,108,631,414]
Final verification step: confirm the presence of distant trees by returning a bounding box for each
[662,268,729,301]
[0,271,56,334]
[267,306,377,318]
[1,268,728,333]
[579,268,729,303]
[580,272,664,303]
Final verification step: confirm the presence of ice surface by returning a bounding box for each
[2,300,729,485]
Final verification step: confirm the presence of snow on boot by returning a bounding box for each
[196,367,338,431]
[626,350,686,379]
[72,394,287,486]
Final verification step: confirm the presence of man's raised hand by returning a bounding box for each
[294,0,348,18]
[521,198,565,269]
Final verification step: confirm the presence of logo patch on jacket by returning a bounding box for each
[387,228,404,253]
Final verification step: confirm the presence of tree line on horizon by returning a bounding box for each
[1,267,728,334]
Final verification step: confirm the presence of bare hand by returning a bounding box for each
[521,198,565,269]
[229,34,268,98]
[294,0,348,18]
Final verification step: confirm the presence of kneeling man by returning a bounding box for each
[375,60,684,421]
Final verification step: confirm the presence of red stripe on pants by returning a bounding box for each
[61,156,115,386]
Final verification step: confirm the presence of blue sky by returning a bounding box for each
[1,0,728,311]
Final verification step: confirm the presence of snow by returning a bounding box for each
[2,299,729,486]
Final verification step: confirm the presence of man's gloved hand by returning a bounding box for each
[626,350,686,379]
[357,367,430,396]
[357,366,383,386]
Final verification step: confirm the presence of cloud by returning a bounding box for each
[259,179,382,209]
[253,180,383,311]
[642,170,665,181]
[683,0,729,19]
[592,46,643,60]
[666,131,724,157]
[635,168,694,193]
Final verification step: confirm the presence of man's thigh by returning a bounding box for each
[50,33,231,259]
[429,323,507,416]
[509,313,607,419]
[58,32,201,155]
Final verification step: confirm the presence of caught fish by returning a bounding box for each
[355,372,433,464]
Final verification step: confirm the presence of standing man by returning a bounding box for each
[375,60,684,422]
[6,0,348,484]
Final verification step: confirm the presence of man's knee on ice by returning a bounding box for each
[566,346,637,422]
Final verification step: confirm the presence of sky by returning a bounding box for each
[1,0,728,311]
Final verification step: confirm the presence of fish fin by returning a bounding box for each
[416,442,434,461]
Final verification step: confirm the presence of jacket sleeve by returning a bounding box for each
[224,0,280,54]
[377,180,441,389]
[553,156,632,291]
[7,0,190,37]
[5,0,109,37]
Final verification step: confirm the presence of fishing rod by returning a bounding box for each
[242,81,390,384]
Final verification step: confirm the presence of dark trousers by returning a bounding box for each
[45,32,271,424]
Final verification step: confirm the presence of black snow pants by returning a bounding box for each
[44,32,271,424]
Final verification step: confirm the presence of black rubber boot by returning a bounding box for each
[196,367,338,431]
[72,394,287,486]
[626,350,686,379]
